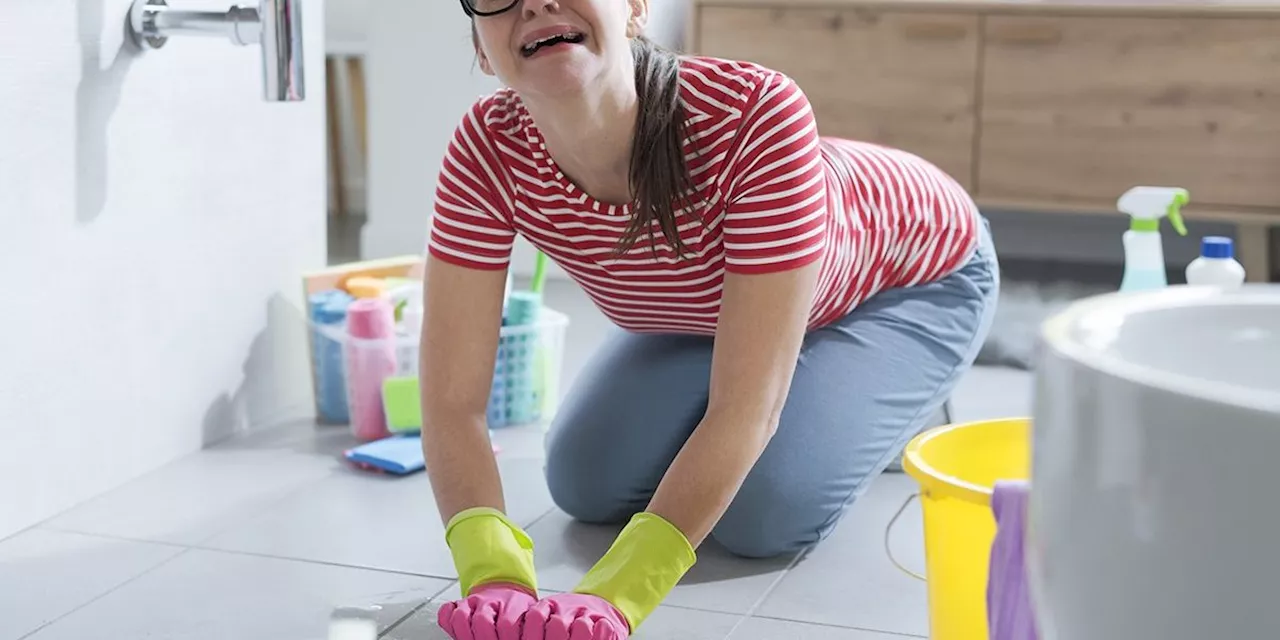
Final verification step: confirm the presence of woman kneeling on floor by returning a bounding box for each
[420,0,1000,637]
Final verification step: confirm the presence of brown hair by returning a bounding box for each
[471,27,698,259]
[619,35,696,259]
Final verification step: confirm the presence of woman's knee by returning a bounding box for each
[711,522,804,559]
[710,476,849,559]
[544,427,636,525]
[542,331,713,525]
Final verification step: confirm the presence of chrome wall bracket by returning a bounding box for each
[128,0,305,101]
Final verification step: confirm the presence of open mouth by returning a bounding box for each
[520,31,586,58]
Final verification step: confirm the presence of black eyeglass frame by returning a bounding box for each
[458,0,519,17]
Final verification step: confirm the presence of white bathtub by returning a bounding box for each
[1029,284,1280,640]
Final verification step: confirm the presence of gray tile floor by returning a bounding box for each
[0,281,1033,640]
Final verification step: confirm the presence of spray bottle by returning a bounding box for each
[1117,186,1190,292]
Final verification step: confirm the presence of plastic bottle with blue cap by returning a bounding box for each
[1117,186,1190,292]
[1186,236,1246,287]
[309,289,354,423]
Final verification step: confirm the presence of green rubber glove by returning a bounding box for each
[573,511,698,631]
[444,507,538,596]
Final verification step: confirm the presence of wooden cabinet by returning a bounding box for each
[696,6,980,190]
[690,0,1280,280]
[979,16,1280,210]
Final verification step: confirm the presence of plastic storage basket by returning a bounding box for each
[487,307,569,427]
[308,304,570,435]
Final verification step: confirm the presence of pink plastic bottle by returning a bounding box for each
[344,296,397,441]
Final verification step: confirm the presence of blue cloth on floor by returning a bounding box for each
[988,479,1039,640]
[344,435,425,475]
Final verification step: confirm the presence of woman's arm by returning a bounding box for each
[543,268,818,633]
[645,262,819,546]
[422,99,541,603]
[419,255,509,523]
[419,98,521,526]
[646,69,827,546]
[570,72,827,633]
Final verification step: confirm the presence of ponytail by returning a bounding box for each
[617,35,697,259]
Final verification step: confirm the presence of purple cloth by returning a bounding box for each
[988,480,1040,640]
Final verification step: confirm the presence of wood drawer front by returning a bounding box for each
[695,6,981,190]
[979,16,1280,209]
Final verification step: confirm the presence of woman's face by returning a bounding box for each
[473,0,647,98]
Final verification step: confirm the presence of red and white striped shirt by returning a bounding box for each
[429,56,980,335]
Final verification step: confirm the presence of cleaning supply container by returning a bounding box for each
[1030,285,1280,640]
[1116,185,1190,292]
[392,281,424,377]
[489,250,557,428]
[344,296,398,441]
[900,418,1031,640]
[303,291,571,433]
[309,289,355,423]
[1185,235,1246,287]
[492,291,544,427]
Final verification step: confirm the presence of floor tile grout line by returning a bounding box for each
[35,525,464,582]
[719,613,754,640]
[23,525,465,639]
[377,599,433,638]
[182,544,460,580]
[374,588,766,639]
[378,580,459,638]
[10,421,334,546]
[34,507,924,638]
[747,612,929,638]
[16,547,194,640]
[32,504,568,638]
[721,545,814,639]
[33,525,194,551]
[5,450,227,546]
[743,544,812,614]
[357,579,926,640]
[375,502,559,637]
[0,519,55,547]
[185,473,347,547]
[18,527,463,640]
[34,512,926,638]
[521,504,559,530]
[645,601,746,616]
[29,462,337,560]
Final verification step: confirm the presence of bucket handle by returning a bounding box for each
[884,493,927,582]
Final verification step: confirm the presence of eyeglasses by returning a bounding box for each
[459,0,519,17]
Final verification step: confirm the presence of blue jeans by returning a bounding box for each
[544,219,1000,558]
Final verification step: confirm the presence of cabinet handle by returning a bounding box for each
[988,23,1063,47]
[902,21,969,42]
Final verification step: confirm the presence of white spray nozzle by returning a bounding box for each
[1117,186,1189,235]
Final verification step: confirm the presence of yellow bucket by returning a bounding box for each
[897,418,1031,640]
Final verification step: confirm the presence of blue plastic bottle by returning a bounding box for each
[310,290,354,423]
